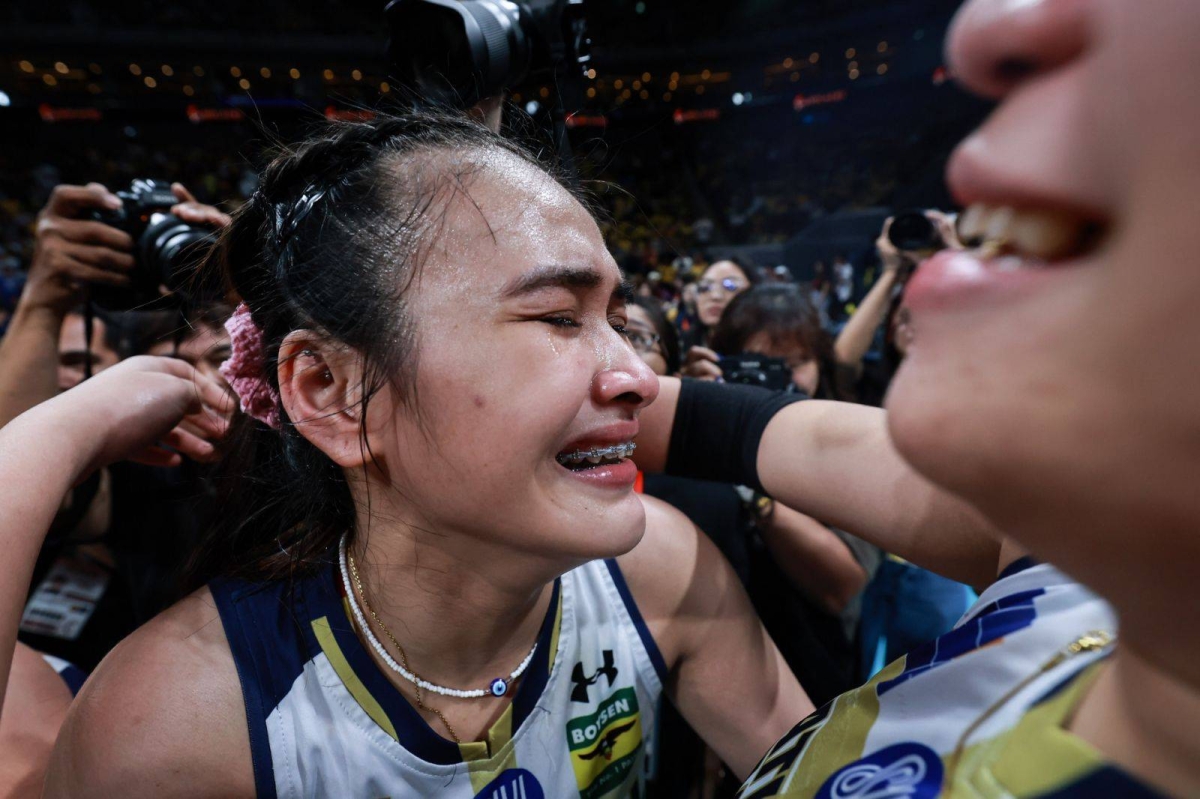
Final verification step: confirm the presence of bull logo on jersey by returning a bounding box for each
[566,687,642,799]
[570,650,619,703]
[815,742,942,799]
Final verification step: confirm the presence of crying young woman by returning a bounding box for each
[41,114,811,798]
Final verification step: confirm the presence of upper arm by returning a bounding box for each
[0,643,73,799]
[757,400,1002,587]
[43,590,254,798]
[620,496,815,780]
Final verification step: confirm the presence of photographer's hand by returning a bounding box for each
[0,356,231,716]
[169,183,232,229]
[681,345,723,381]
[24,183,135,315]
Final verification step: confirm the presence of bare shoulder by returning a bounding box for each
[44,586,254,798]
[617,495,741,669]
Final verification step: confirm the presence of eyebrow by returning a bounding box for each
[501,264,633,304]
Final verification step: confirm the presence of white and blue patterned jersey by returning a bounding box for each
[210,554,665,799]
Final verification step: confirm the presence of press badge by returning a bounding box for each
[20,557,109,641]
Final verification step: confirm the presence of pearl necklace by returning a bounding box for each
[338,534,538,700]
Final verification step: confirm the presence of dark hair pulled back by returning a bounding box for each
[188,111,554,587]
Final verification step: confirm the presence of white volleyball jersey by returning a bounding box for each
[211,555,665,799]
[738,559,1164,798]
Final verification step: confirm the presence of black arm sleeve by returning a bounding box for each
[664,379,804,494]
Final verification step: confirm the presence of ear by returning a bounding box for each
[277,330,372,469]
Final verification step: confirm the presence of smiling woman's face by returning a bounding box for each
[361,150,659,564]
[886,0,1200,607]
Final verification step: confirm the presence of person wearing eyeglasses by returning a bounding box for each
[681,257,759,380]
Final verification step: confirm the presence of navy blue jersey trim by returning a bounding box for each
[1031,766,1167,798]
[998,555,1040,582]
[210,578,280,799]
[511,578,562,730]
[604,559,668,682]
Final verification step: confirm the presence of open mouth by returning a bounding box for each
[957,203,1109,264]
[555,442,637,472]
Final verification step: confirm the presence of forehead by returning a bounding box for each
[704,261,745,282]
[420,149,617,290]
[59,315,107,351]
[625,305,655,329]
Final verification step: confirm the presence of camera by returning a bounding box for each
[887,209,946,253]
[721,354,801,394]
[385,0,591,109]
[89,179,218,310]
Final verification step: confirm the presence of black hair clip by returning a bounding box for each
[272,183,332,250]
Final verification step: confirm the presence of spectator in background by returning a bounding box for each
[56,310,123,391]
[832,212,973,679]
[627,296,681,378]
[680,256,759,377]
[137,303,235,391]
[830,252,855,322]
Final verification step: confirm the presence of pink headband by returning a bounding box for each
[219,303,282,429]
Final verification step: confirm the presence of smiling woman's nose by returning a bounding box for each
[948,0,1093,100]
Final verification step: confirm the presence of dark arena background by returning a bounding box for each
[0,0,991,321]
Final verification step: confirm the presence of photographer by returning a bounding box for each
[679,256,759,373]
[833,211,958,407]
[0,182,230,673]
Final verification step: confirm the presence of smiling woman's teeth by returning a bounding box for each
[958,203,1102,261]
[557,442,637,469]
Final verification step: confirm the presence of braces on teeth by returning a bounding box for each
[558,442,637,465]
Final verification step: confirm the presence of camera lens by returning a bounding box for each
[888,211,940,251]
[141,213,217,296]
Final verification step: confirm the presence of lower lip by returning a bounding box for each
[904,249,1067,314]
[558,458,638,489]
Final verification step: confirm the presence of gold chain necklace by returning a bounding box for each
[346,551,464,744]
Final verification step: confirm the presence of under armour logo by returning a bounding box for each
[570,650,619,703]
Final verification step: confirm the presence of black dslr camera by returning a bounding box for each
[721,354,800,394]
[89,179,218,310]
[385,0,591,109]
[887,209,948,253]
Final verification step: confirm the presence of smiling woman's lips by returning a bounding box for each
[904,249,1067,315]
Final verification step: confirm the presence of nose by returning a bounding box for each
[593,339,660,411]
[947,0,1092,100]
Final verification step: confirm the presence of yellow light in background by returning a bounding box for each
[89,63,102,74]
[586,87,596,98]
[790,71,800,82]
[323,69,334,80]
[129,64,142,75]
[351,69,362,81]
[783,57,793,68]
[54,61,68,74]
[849,69,860,80]
[144,76,157,87]
[663,92,671,101]
[809,52,819,64]
[193,65,205,77]
[632,79,641,90]
[43,74,57,86]
[877,64,888,75]
[539,86,549,98]
[19,60,34,73]
[230,66,241,77]
[845,48,856,58]
[87,83,102,94]
[239,78,251,90]
[701,68,711,80]
[161,64,174,76]
[696,84,705,94]
[260,67,271,78]
[641,71,651,82]
[380,81,390,93]
[614,78,623,89]
[586,68,596,79]
[878,41,888,53]
[290,68,300,79]
[183,85,195,96]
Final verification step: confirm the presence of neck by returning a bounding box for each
[1071,632,1200,796]
[347,515,563,690]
